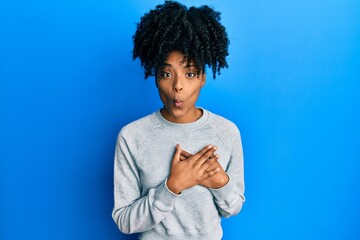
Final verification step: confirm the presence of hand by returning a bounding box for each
[181,148,229,189]
[167,144,220,194]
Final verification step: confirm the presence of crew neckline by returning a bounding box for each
[153,107,209,129]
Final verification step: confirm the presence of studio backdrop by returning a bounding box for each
[1,0,359,239]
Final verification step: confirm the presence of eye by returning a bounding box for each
[186,72,196,78]
[159,71,172,79]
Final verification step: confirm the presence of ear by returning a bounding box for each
[201,72,206,88]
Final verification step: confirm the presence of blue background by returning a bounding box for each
[1,0,359,239]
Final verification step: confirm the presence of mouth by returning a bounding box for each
[173,99,184,108]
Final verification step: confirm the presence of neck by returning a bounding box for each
[160,108,203,123]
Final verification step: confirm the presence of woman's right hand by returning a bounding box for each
[166,144,220,194]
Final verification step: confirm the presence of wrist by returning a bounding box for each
[214,173,229,189]
[166,177,182,194]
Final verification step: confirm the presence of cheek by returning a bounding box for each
[157,87,170,104]
[189,85,202,98]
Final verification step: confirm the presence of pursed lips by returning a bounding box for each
[173,98,184,107]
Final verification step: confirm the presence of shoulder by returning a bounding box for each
[118,112,160,143]
[207,110,240,135]
[206,110,241,149]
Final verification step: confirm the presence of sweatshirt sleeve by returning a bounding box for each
[209,127,245,218]
[112,133,181,234]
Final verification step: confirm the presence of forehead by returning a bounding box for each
[163,51,195,67]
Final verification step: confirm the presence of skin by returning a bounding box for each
[156,51,205,123]
[180,149,229,190]
[156,51,229,194]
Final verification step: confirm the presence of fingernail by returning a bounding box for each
[213,146,217,150]
[207,145,212,149]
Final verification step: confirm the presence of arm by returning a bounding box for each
[209,131,245,218]
[180,130,246,218]
[112,134,181,234]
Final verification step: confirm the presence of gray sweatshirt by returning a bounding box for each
[112,109,245,240]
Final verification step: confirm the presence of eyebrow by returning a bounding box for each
[161,62,196,68]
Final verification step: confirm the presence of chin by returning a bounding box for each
[163,107,187,120]
[169,108,185,117]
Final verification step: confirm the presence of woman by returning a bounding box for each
[112,1,245,239]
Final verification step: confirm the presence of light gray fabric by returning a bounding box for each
[112,109,245,240]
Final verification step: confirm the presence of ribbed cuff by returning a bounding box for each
[153,180,182,212]
[209,175,238,203]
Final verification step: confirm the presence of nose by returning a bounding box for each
[173,76,183,92]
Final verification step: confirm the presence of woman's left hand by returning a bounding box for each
[180,148,229,189]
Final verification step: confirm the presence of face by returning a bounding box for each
[156,51,206,123]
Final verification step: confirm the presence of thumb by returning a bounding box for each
[172,144,182,163]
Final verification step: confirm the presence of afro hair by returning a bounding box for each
[132,0,229,79]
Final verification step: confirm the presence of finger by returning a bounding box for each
[195,146,217,167]
[180,149,192,161]
[181,149,192,158]
[180,154,187,161]
[191,145,213,162]
[203,167,220,179]
[200,154,220,172]
[172,144,182,163]
[204,160,223,173]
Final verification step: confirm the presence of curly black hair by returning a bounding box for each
[132,0,229,79]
